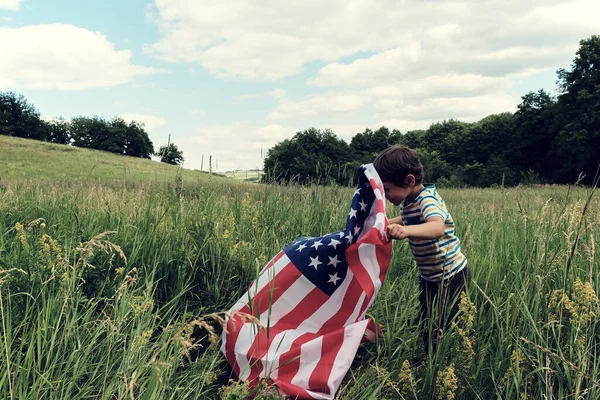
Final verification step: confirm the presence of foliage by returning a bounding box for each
[157,143,185,165]
[1,158,600,398]
[263,127,354,185]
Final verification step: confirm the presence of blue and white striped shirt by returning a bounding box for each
[401,184,467,282]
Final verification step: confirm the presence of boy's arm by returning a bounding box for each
[388,216,403,225]
[388,217,445,240]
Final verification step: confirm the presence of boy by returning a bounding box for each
[373,145,470,352]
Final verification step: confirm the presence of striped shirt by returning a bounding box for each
[401,184,467,282]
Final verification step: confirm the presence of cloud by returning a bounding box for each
[0,0,19,10]
[178,123,296,171]
[146,0,597,82]
[0,24,162,90]
[233,88,287,101]
[119,114,168,132]
[267,93,369,121]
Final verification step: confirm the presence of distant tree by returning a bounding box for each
[552,35,600,184]
[263,128,352,184]
[112,118,154,159]
[70,116,154,158]
[350,126,402,164]
[513,90,557,180]
[44,118,71,144]
[0,91,47,140]
[157,143,184,165]
[70,116,109,149]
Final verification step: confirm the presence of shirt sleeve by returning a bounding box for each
[419,195,447,221]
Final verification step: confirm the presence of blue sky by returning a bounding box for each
[1,0,597,171]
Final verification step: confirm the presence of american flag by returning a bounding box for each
[221,164,392,399]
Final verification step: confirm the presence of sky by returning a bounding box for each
[1,0,598,172]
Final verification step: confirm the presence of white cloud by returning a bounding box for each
[0,24,162,90]
[119,114,168,132]
[0,0,19,11]
[267,93,369,121]
[233,88,287,101]
[178,123,296,171]
[147,0,597,82]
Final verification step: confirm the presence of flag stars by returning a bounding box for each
[296,243,307,252]
[349,208,357,219]
[311,240,323,250]
[308,256,322,270]
[328,238,341,249]
[328,255,341,268]
[359,199,368,211]
[353,225,361,236]
[328,273,341,285]
[345,233,353,243]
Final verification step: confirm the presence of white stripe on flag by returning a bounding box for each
[357,244,382,313]
[236,322,261,381]
[260,274,315,327]
[325,320,370,396]
[268,269,355,380]
[290,335,323,389]
[229,253,290,315]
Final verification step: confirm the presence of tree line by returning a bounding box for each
[0,93,184,165]
[264,35,600,187]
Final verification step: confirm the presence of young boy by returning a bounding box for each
[373,145,470,352]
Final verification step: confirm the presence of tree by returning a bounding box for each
[513,90,557,180]
[157,143,184,165]
[350,126,402,164]
[552,35,600,184]
[70,116,154,158]
[44,118,71,144]
[263,128,353,185]
[0,92,47,141]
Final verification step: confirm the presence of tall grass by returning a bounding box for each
[1,172,599,398]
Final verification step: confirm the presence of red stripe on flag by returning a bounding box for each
[248,251,286,290]
[345,244,375,307]
[245,286,329,382]
[274,276,364,392]
[308,326,347,393]
[225,260,299,377]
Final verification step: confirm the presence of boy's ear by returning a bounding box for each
[405,174,416,186]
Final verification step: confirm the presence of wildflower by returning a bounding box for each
[501,349,534,400]
[15,222,27,246]
[398,360,417,399]
[451,292,477,379]
[571,278,599,326]
[435,364,458,400]
[40,222,46,229]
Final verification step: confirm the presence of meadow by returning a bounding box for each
[1,136,599,399]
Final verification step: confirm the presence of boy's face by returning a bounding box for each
[382,181,412,206]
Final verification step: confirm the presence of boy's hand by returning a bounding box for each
[387,223,410,240]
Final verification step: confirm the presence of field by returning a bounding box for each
[1,136,599,399]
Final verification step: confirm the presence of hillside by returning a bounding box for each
[0,135,215,183]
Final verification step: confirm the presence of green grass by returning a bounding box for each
[0,135,215,184]
[1,136,600,399]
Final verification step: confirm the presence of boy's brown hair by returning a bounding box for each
[373,145,423,187]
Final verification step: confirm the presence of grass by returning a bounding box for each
[0,135,215,184]
[1,136,600,399]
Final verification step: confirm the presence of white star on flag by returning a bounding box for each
[328,255,341,268]
[328,273,341,285]
[296,243,307,252]
[349,208,357,219]
[309,256,322,269]
[359,200,368,211]
[353,226,361,236]
[311,240,323,250]
[328,239,341,249]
